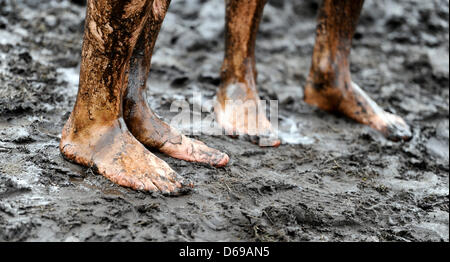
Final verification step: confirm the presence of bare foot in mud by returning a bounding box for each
[304,0,412,142]
[123,1,229,167]
[60,117,191,195]
[216,0,280,147]
[124,95,229,167]
[304,74,412,142]
[215,79,281,147]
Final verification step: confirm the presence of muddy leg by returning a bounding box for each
[304,0,411,141]
[215,0,280,147]
[123,0,229,167]
[60,0,191,194]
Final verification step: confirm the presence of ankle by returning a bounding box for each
[307,57,352,93]
[221,58,257,85]
[312,52,351,77]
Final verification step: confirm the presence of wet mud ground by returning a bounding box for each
[0,0,449,241]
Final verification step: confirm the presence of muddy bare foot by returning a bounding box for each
[56,0,193,195]
[304,74,412,142]
[60,116,191,195]
[124,98,229,167]
[215,79,281,147]
[304,0,412,142]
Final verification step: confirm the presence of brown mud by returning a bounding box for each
[0,0,449,241]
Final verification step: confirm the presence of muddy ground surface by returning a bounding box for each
[0,0,448,242]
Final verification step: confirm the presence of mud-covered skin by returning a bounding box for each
[0,0,448,242]
[304,0,412,142]
[60,0,191,194]
[124,0,229,167]
[61,117,190,195]
[216,0,281,147]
